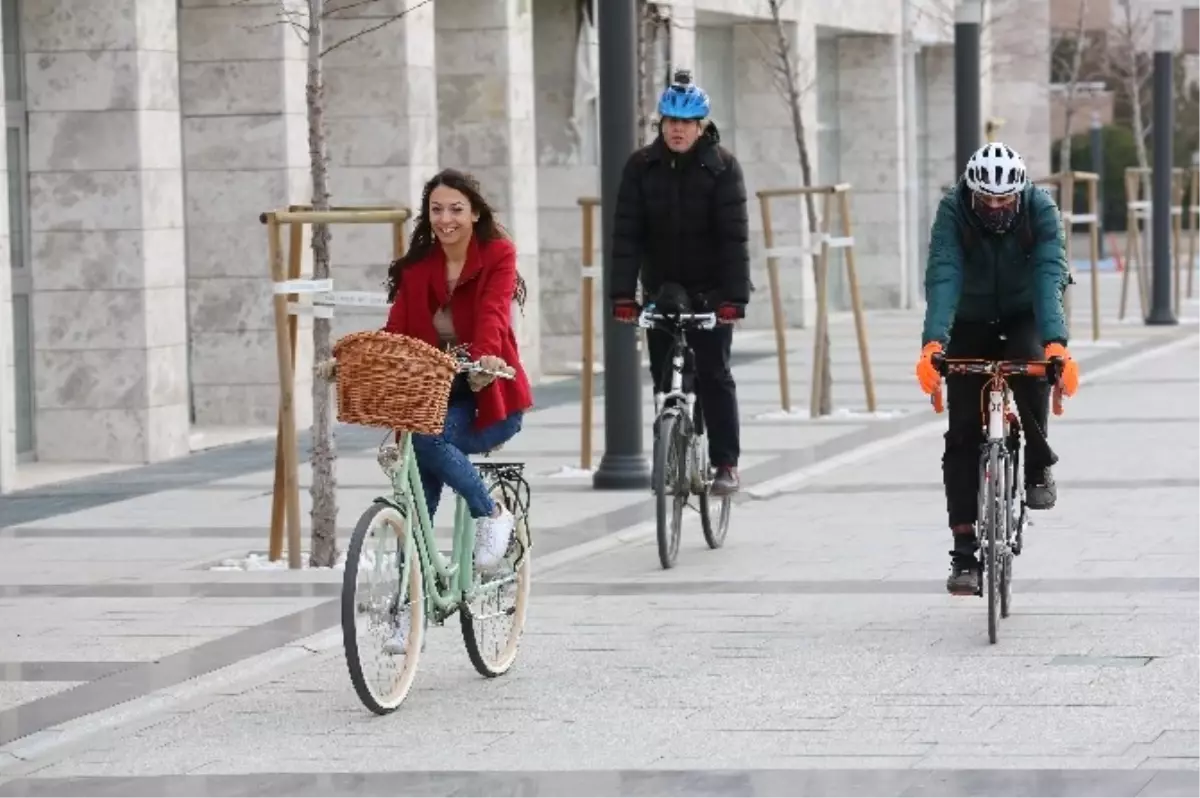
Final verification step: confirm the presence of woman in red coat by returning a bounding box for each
[383,169,534,579]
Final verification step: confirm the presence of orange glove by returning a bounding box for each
[916,341,943,395]
[1044,343,1079,396]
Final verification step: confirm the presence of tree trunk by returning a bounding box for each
[769,2,833,415]
[1057,1,1090,172]
[306,0,338,568]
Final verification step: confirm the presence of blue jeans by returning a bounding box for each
[411,398,523,520]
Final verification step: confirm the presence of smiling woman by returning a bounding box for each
[381,169,534,586]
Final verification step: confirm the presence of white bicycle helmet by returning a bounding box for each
[964,142,1027,197]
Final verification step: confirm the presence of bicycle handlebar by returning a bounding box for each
[637,306,718,331]
[929,355,1064,417]
[456,357,515,380]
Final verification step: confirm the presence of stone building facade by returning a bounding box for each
[0,0,1056,490]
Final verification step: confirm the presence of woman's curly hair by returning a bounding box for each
[386,168,527,311]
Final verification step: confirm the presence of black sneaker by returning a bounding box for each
[946,528,979,596]
[710,466,740,496]
[1025,467,1057,510]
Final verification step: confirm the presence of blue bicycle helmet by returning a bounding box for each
[657,69,710,120]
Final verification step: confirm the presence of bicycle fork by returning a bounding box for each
[655,350,707,496]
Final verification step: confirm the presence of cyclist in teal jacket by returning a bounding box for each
[915,142,1081,595]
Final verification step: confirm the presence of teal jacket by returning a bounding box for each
[921,180,1070,347]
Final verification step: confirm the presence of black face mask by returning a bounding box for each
[973,195,1019,234]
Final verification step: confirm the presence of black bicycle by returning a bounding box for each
[930,353,1063,644]
[638,303,733,569]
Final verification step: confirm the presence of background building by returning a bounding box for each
[0,0,1064,490]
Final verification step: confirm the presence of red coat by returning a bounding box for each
[383,235,534,429]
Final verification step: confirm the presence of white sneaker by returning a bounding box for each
[474,506,515,572]
[382,607,425,656]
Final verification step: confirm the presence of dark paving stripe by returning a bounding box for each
[0,768,1192,797]
[2,577,1193,600]
[1,523,617,539]
[0,662,141,682]
[0,601,338,747]
[535,578,1200,596]
[0,350,766,529]
[0,583,340,598]
[777,477,1199,495]
[1054,416,1199,426]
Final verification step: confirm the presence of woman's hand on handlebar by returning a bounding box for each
[468,355,512,391]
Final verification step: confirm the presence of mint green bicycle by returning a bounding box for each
[327,336,532,715]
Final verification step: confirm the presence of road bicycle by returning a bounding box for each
[339,356,532,715]
[638,304,733,570]
[930,353,1063,644]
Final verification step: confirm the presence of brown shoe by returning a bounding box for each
[710,466,740,496]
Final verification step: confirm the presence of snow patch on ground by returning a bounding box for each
[209,550,348,572]
[545,465,597,479]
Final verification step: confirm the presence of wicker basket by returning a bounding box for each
[332,330,458,434]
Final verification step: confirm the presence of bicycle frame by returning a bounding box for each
[639,309,718,420]
[376,432,519,621]
[930,358,1063,427]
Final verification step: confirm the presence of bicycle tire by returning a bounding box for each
[654,412,686,569]
[699,492,731,549]
[985,446,1002,645]
[999,452,1014,619]
[342,501,424,715]
[461,479,532,678]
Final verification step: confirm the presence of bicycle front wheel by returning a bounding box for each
[984,446,1002,645]
[342,501,425,715]
[654,412,687,569]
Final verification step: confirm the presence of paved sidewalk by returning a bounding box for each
[0,274,1196,796]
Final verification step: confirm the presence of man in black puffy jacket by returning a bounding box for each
[610,70,751,495]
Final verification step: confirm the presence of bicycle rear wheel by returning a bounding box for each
[699,491,731,549]
[653,412,687,569]
[342,501,424,714]
[461,479,532,678]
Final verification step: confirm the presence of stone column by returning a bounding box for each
[437,0,540,378]
[180,0,312,429]
[836,33,908,309]
[324,0,438,341]
[23,0,190,463]
[533,0,598,374]
[0,8,13,490]
[987,0,1051,179]
[320,1,437,343]
[732,20,818,329]
[669,1,697,73]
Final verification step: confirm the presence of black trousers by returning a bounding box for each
[646,324,740,468]
[943,314,1057,527]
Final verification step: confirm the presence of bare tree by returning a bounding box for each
[1108,0,1152,171]
[637,2,672,145]
[265,0,433,567]
[1052,0,1094,169]
[761,0,832,416]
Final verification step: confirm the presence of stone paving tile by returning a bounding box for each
[0,304,1194,791]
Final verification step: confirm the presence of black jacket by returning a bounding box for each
[610,123,751,307]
